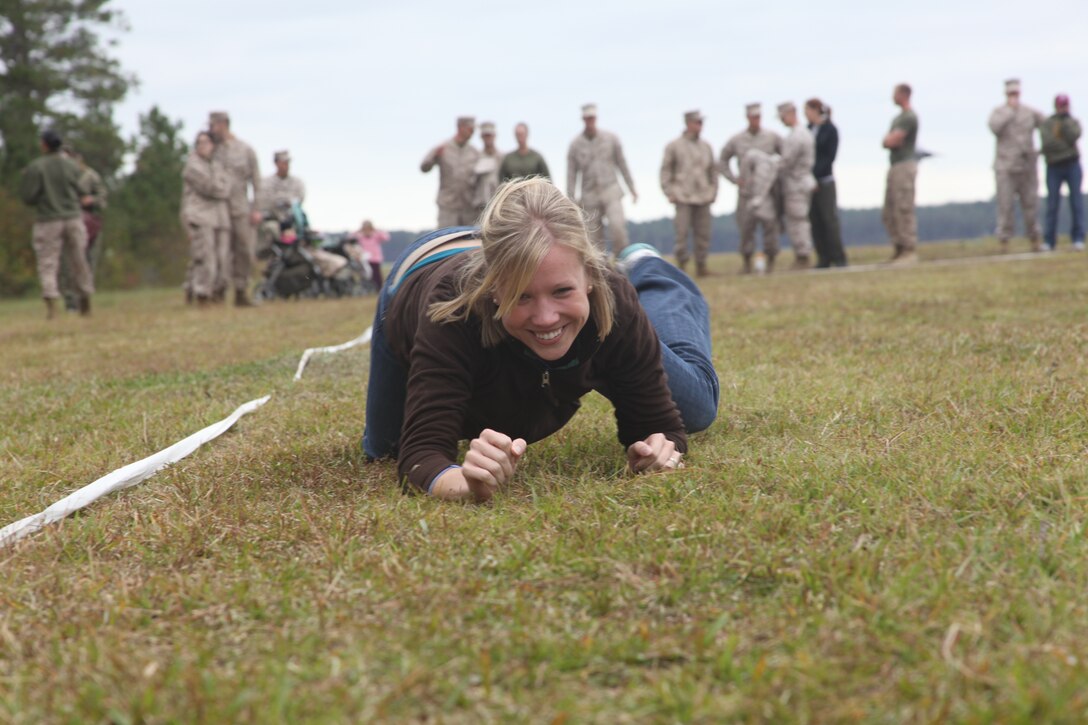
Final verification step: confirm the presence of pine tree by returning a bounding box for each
[100,106,189,288]
[0,0,133,183]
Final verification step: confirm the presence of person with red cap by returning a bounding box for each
[1040,94,1084,251]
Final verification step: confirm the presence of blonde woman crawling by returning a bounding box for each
[363,177,719,502]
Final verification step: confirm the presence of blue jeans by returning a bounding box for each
[1045,159,1085,248]
[623,255,719,432]
[362,229,721,459]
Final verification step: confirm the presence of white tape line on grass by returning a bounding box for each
[2,325,373,548]
[293,325,373,381]
[0,396,270,548]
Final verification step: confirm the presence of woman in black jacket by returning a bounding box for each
[805,99,848,267]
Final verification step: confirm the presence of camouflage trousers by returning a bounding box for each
[187,224,231,298]
[229,214,257,292]
[582,197,629,254]
[781,186,814,258]
[995,168,1041,241]
[673,203,712,265]
[32,217,93,300]
[437,205,477,228]
[882,160,917,252]
[736,195,779,257]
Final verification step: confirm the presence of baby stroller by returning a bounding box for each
[317,233,378,297]
[254,201,322,301]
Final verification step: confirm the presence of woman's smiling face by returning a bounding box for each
[498,243,591,361]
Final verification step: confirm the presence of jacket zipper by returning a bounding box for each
[539,368,560,407]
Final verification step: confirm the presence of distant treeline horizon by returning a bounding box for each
[377,195,1087,261]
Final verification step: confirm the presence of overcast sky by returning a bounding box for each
[110,0,1088,233]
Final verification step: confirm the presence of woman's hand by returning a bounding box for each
[462,429,527,502]
[627,433,683,474]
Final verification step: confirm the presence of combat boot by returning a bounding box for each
[78,296,91,317]
[765,252,777,274]
[790,255,812,271]
[45,298,56,320]
[1030,238,1043,253]
[1000,239,1010,254]
[676,258,688,273]
[234,289,255,307]
[740,254,753,275]
[696,261,712,277]
[891,250,918,266]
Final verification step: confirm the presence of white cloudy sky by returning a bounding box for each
[110,0,1088,232]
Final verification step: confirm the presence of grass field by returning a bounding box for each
[2,238,1087,723]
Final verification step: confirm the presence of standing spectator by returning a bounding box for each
[776,102,816,269]
[421,116,480,228]
[181,131,231,306]
[720,103,783,274]
[1040,94,1084,251]
[256,150,306,258]
[58,149,108,310]
[989,78,1045,252]
[805,98,847,267]
[473,122,503,214]
[882,83,920,265]
[500,123,550,182]
[660,110,718,276]
[19,129,93,319]
[354,220,391,288]
[208,111,262,306]
[567,104,638,254]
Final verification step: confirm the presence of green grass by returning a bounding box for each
[2,239,1088,723]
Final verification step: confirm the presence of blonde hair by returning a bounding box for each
[428,177,616,348]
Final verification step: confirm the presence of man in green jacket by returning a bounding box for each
[20,129,94,318]
[1040,94,1084,251]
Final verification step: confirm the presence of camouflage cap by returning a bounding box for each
[776,101,796,115]
[480,121,496,135]
[684,110,705,123]
[273,150,291,163]
[209,111,230,124]
[1005,78,1021,94]
[745,103,761,117]
[581,103,598,118]
[456,116,476,127]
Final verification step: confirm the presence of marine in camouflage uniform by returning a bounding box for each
[181,132,231,303]
[989,78,1045,251]
[20,129,93,318]
[567,104,638,254]
[59,151,108,310]
[209,111,262,305]
[719,103,782,272]
[882,84,920,264]
[256,150,306,258]
[660,110,718,275]
[776,102,816,267]
[421,116,480,227]
[473,121,503,213]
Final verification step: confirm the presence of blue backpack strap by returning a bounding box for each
[387,226,481,293]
